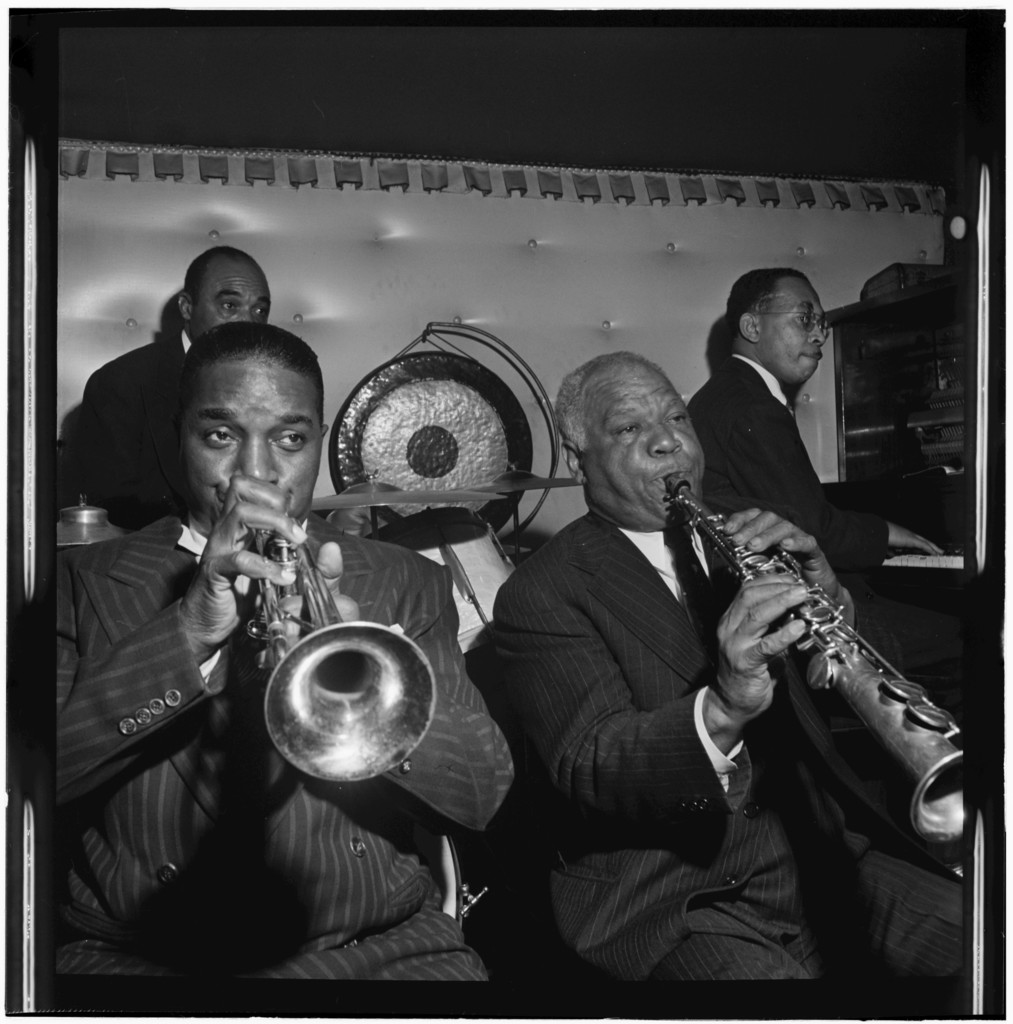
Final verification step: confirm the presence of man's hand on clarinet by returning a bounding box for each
[701,508,854,753]
[704,571,809,751]
[721,508,854,625]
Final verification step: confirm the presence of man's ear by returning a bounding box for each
[320,423,329,439]
[178,291,192,325]
[738,311,761,344]
[562,441,585,484]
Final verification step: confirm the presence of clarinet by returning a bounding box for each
[665,477,963,845]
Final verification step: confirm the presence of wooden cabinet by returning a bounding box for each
[825,272,966,556]
[828,273,963,483]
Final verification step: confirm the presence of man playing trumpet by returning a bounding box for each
[493,352,962,986]
[56,322,513,980]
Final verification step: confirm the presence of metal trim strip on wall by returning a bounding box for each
[57,139,946,215]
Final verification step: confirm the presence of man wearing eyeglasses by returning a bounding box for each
[688,269,960,678]
[689,268,941,571]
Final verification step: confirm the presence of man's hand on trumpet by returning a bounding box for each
[180,474,358,665]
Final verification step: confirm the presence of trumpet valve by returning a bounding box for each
[248,618,270,642]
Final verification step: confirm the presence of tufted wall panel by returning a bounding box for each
[57,142,945,538]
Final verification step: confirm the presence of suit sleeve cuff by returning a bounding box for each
[694,687,743,787]
[200,649,222,685]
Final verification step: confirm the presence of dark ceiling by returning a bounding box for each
[12,11,1006,195]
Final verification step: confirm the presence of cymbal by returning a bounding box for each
[313,481,494,510]
[470,470,581,493]
[56,500,130,547]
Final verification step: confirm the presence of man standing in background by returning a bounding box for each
[63,246,272,530]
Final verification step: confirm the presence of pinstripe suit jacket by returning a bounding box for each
[493,511,934,980]
[57,515,513,978]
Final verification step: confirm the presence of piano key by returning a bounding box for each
[881,553,964,570]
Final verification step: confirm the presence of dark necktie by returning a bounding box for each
[665,524,719,666]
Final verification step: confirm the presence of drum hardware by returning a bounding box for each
[251,531,436,781]
[56,496,130,547]
[437,529,492,633]
[469,471,581,558]
[313,482,494,536]
[439,827,489,923]
[458,880,489,921]
[312,481,493,509]
[378,508,514,652]
[414,824,489,924]
[470,470,581,493]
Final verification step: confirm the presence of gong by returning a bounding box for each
[329,352,533,530]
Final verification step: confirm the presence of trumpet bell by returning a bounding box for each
[264,621,435,782]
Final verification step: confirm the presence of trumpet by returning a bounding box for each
[248,532,436,782]
[664,478,963,844]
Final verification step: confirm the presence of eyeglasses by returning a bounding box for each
[753,309,831,336]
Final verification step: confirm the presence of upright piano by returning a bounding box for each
[825,271,968,616]
[823,471,966,615]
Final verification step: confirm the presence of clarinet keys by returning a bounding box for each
[664,476,964,844]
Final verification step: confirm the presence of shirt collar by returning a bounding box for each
[619,527,673,578]
[177,520,207,557]
[732,353,791,408]
[181,328,192,353]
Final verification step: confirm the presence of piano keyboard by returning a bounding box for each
[881,553,964,570]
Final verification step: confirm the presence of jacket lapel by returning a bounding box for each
[79,517,194,645]
[573,515,712,685]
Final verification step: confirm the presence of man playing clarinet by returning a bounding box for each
[494,351,962,984]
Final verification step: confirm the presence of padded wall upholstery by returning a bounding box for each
[57,146,944,538]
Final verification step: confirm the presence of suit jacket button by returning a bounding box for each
[135,707,153,726]
[723,875,738,887]
[156,863,179,884]
[743,801,760,819]
[149,698,166,715]
[165,689,182,707]
[118,717,138,736]
[398,759,412,774]
[349,836,366,858]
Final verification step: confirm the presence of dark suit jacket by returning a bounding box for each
[57,514,514,978]
[493,512,939,980]
[688,357,888,572]
[66,334,188,530]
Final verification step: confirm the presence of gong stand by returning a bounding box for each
[327,322,564,553]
